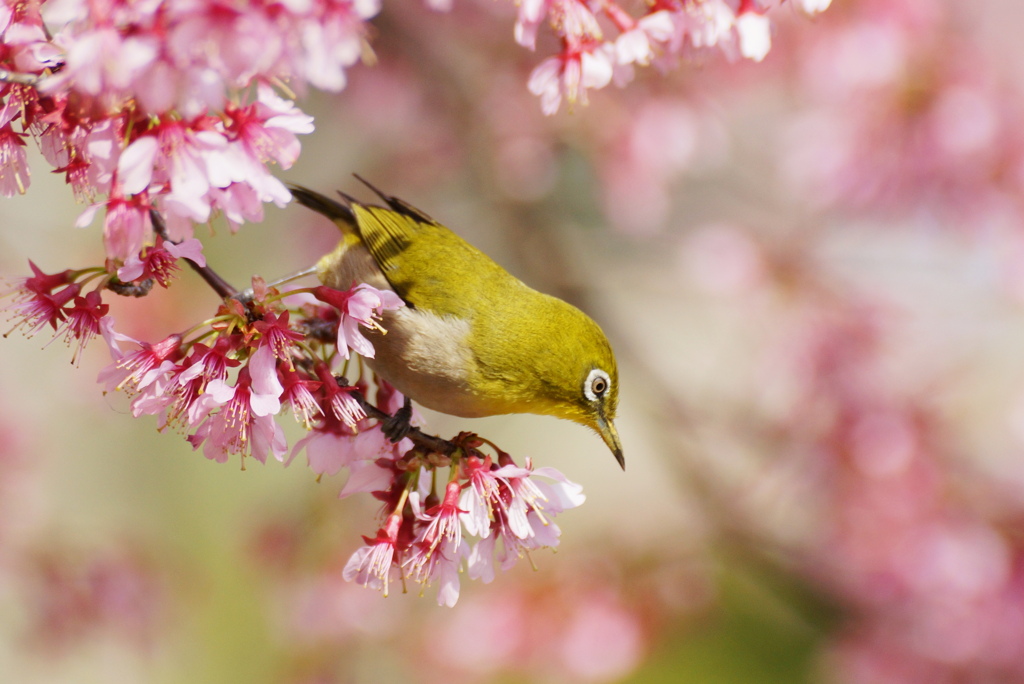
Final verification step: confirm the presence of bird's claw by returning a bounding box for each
[382,396,413,443]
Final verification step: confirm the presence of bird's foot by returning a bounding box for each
[381,396,413,443]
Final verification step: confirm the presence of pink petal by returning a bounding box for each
[342,319,375,358]
[118,136,158,195]
[467,535,496,583]
[736,12,771,62]
[204,378,236,404]
[306,433,350,476]
[165,237,206,267]
[252,413,288,463]
[117,254,145,282]
[75,203,102,228]
[249,391,282,417]
[339,460,394,498]
[249,345,284,399]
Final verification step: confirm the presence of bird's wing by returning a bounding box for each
[292,181,512,318]
[290,183,426,304]
[350,203,422,280]
[347,177,443,288]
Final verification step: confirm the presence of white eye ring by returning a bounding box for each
[584,368,611,402]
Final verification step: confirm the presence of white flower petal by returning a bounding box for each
[117,135,160,195]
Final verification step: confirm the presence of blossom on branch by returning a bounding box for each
[0,0,835,618]
[340,451,584,606]
[522,0,831,113]
[1,0,362,271]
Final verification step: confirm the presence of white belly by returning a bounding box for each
[318,239,482,416]
[365,307,484,417]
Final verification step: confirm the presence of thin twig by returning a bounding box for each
[231,266,319,304]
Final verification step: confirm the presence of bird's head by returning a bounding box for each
[576,361,623,470]
[532,310,623,469]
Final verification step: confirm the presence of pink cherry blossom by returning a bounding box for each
[459,455,503,538]
[187,364,287,465]
[342,513,403,597]
[116,236,205,286]
[613,11,674,67]
[528,45,614,116]
[278,366,323,429]
[54,290,110,365]
[46,27,159,108]
[101,195,152,264]
[225,84,315,171]
[3,260,73,311]
[312,283,404,359]
[735,10,771,62]
[493,457,585,534]
[312,362,365,427]
[514,0,550,49]
[165,338,239,426]
[98,329,184,395]
[337,450,402,498]
[252,311,303,364]
[405,481,471,606]
[0,121,29,196]
[298,425,388,479]
[3,270,79,338]
[410,481,467,559]
[467,534,498,584]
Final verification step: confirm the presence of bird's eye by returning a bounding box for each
[584,369,611,402]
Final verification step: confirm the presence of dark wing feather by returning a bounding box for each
[347,180,449,307]
[354,174,440,226]
[290,182,420,300]
[288,184,356,225]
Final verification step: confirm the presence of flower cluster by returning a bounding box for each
[0,0,837,304]
[95,278,404,465]
[522,0,833,114]
[0,0,835,253]
[343,447,585,606]
[2,253,582,606]
[3,259,107,364]
[2,254,390,461]
[1,0,372,261]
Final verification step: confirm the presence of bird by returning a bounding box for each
[289,179,624,469]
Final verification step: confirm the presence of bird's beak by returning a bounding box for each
[596,414,625,470]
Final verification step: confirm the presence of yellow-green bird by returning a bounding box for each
[290,181,624,469]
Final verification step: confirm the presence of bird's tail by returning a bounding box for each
[288,184,357,229]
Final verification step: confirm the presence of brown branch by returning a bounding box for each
[149,209,239,299]
[342,382,457,457]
